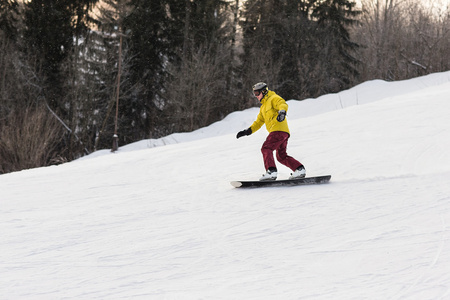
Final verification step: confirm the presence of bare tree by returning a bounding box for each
[165,44,231,133]
[0,105,64,174]
[354,0,450,81]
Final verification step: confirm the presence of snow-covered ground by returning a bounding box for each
[2,71,450,299]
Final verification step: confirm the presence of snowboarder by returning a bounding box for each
[236,82,306,181]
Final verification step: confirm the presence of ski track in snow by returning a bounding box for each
[2,71,450,299]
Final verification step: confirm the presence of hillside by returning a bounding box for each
[1,72,450,299]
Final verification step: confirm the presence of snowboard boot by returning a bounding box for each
[289,165,306,180]
[260,167,277,181]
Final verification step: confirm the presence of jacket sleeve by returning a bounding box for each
[273,95,288,112]
[250,112,264,133]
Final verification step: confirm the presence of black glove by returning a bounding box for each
[236,128,252,139]
[277,110,286,122]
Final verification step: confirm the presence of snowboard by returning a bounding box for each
[230,175,331,188]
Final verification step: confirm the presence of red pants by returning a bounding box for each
[261,131,302,171]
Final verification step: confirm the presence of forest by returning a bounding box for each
[1,0,449,174]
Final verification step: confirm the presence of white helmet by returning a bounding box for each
[252,82,268,97]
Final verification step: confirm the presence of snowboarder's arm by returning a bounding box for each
[249,112,264,133]
[237,111,264,139]
[273,96,288,112]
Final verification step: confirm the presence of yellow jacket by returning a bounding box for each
[250,90,290,135]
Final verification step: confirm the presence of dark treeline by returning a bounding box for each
[1,0,449,173]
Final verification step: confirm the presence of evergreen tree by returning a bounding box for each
[240,0,275,105]
[122,0,233,138]
[164,0,234,133]
[240,0,314,100]
[93,0,133,149]
[122,0,172,140]
[313,0,361,92]
[188,0,230,49]
[23,0,99,158]
[23,0,98,109]
[66,0,100,156]
[23,0,73,111]
[240,0,360,100]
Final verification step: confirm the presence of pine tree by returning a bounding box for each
[23,0,99,158]
[240,0,315,99]
[67,0,100,156]
[164,0,234,133]
[23,0,73,111]
[122,0,172,140]
[93,0,133,150]
[240,0,361,99]
[313,0,361,92]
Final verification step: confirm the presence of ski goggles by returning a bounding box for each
[253,90,262,97]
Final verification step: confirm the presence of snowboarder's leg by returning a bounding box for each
[261,132,286,171]
[275,134,303,171]
[260,133,282,181]
[261,132,305,180]
[277,132,303,172]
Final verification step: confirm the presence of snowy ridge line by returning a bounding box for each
[114,71,450,154]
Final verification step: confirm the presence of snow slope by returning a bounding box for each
[2,71,450,299]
